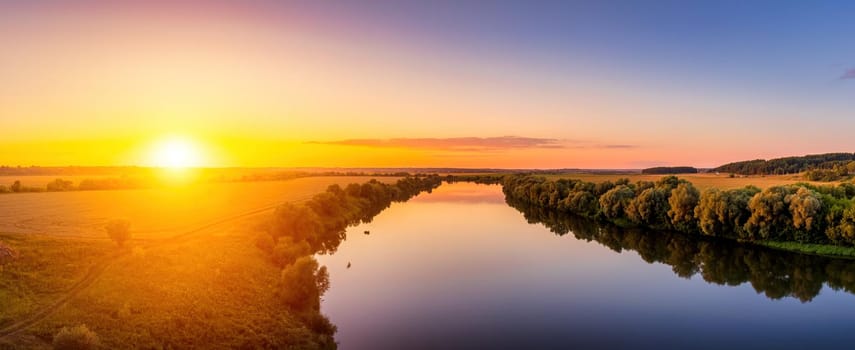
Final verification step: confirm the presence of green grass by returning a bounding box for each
[755,240,855,258]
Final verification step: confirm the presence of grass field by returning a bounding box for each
[0,176,399,349]
[545,173,842,191]
[0,176,397,239]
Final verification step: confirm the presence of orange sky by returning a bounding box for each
[1,2,853,169]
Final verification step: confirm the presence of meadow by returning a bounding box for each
[0,177,396,238]
[0,176,401,349]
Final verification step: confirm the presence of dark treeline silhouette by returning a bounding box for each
[498,174,855,248]
[506,197,855,302]
[238,171,411,182]
[444,174,504,185]
[254,175,443,347]
[715,152,855,175]
[641,166,698,174]
[0,177,152,194]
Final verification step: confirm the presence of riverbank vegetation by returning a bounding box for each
[507,199,855,302]
[252,175,443,346]
[0,175,439,349]
[453,174,855,257]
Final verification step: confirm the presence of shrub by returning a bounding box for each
[255,232,275,254]
[105,219,132,247]
[53,324,100,350]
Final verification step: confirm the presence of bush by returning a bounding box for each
[53,324,100,350]
[271,237,311,268]
[255,232,275,254]
[105,219,132,247]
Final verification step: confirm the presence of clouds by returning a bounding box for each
[309,136,637,151]
[843,68,855,80]
[309,136,560,151]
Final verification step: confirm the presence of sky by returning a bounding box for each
[1,0,854,169]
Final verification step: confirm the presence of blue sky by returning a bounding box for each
[1,0,853,167]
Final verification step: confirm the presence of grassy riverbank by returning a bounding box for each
[754,240,855,259]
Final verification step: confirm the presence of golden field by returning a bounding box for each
[0,176,397,238]
[0,176,400,349]
[545,173,840,191]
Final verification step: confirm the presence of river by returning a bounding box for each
[317,182,855,349]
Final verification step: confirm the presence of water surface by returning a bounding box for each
[318,183,855,349]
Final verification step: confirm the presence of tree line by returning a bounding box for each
[253,175,443,345]
[0,172,428,195]
[714,152,855,176]
[641,166,698,174]
[507,198,855,302]
[495,174,855,247]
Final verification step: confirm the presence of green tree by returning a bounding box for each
[668,182,700,232]
[694,187,758,238]
[599,185,635,220]
[626,187,670,227]
[745,186,797,240]
[564,190,599,217]
[787,187,822,232]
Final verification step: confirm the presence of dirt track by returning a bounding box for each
[0,195,312,339]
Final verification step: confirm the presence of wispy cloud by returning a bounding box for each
[308,136,638,151]
[595,144,637,149]
[841,68,855,80]
[308,136,564,150]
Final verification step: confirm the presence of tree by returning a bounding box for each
[269,203,322,244]
[271,237,312,268]
[826,206,855,244]
[694,187,758,239]
[105,219,132,247]
[599,185,635,220]
[626,187,670,227]
[564,190,599,217]
[787,187,822,232]
[47,178,74,192]
[668,182,700,232]
[10,180,21,193]
[745,186,797,240]
[53,324,100,350]
[277,256,330,311]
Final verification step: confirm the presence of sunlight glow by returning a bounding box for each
[148,137,205,169]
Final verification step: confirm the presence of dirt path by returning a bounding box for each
[0,195,312,339]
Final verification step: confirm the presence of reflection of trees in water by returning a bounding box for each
[507,196,855,302]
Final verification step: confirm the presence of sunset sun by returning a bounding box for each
[148,137,204,168]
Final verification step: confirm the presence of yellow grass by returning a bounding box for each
[0,176,398,239]
[545,173,842,191]
[0,176,400,348]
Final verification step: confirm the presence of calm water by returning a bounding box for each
[317,183,855,350]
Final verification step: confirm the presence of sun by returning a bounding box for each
[148,137,205,168]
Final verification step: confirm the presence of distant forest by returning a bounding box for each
[641,166,698,174]
[714,153,855,176]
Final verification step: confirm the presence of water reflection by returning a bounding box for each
[506,196,855,302]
